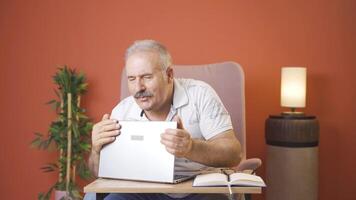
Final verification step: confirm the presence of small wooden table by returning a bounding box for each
[84,178,262,200]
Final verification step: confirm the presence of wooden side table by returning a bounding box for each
[84,178,262,200]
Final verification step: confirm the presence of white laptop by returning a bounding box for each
[98,121,195,183]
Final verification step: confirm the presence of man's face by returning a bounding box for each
[125,51,172,112]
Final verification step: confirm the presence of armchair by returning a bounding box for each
[120,61,261,173]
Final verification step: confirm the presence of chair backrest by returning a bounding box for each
[120,62,246,160]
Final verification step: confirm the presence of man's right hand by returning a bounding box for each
[91,114,121,154]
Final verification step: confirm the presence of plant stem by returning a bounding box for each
[72,95,81,184]
[66,93,72,194]
[59,92,64,183]
[77,95,81,121]
[72,166,76,184]
[59,149,63,182]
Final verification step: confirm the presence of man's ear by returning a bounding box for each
[166,67,174,82]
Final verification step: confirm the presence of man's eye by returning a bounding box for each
[143,75,152,79]
[128,78,135,81]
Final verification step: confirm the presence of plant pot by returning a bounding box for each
[55,190,72,200]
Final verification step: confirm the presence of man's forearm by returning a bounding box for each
[88,150,100,177]
[185,133,242,168]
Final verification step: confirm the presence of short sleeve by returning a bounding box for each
[197,84,233,139]
[110,97,132,120]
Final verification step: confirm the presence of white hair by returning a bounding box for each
[125,39,172,71]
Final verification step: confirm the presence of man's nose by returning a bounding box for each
[135,78,146,91]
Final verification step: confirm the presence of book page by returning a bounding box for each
[229,173,266,187]
[193,173,228,186]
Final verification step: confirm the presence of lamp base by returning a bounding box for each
[281,111,304,116]
[270,113,315,120]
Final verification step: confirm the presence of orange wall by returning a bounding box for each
[1,1,355,199]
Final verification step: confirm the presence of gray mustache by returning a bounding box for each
[134,91,153,98]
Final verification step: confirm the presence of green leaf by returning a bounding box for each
[38,193,50,200]
[72,122,80,138]
[46,99,56,105]
[40,163,58,173]
[76,112,87,119]
[79,143,91,151]
[30,138,42,149]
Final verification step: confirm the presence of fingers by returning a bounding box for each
[92,129,120,153]
[165,146,181,156]
[99,123,121,132]
[160,129,192,157]
[95,118,117,128]
[164,128,186,137]
[91,113,121,153]
[97,114,116,127]
[97,130,120,139]
[92,118,119,135]
[161,131,186,143]
[161,138,185,149]
[174,115,185,130]
[165,143,189,157]
[102,113,110,120]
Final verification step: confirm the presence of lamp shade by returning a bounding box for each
[281,67,307,108]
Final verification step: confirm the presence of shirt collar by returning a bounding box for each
[172,78,189,110]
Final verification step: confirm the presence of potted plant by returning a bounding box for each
[31,66,93,200]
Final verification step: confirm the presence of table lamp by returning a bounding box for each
[280,67,306,115]
[265,66,319,200]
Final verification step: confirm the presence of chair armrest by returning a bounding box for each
[234,158,262,173]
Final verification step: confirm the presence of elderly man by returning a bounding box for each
[86,40,242,200]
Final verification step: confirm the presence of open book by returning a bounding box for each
[193,172,266,187]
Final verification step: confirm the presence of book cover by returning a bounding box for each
[193,172,266,187]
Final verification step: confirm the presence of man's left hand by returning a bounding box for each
[160,116,193,157]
